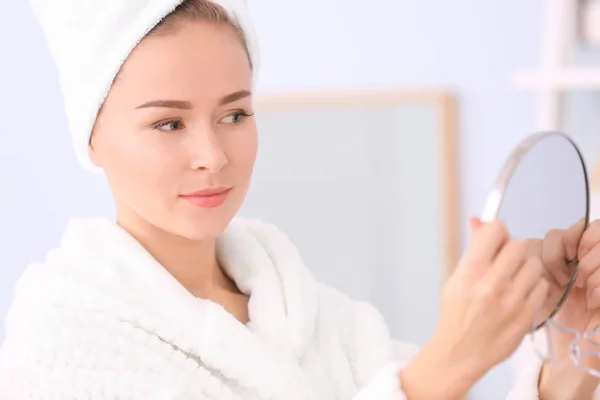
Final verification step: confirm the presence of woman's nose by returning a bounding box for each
[188,129,228,173]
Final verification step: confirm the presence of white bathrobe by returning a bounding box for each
[0,217,548,399]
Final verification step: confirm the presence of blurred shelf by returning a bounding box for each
[512,67,600,90]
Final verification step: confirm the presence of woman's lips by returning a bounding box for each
[179,187,232,208]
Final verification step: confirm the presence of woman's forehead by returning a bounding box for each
[111,23,252,101]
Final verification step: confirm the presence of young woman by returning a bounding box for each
[2,0,600,398]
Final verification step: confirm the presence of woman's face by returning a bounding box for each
[89,21,257,240]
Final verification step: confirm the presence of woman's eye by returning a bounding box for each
[221,111,253,124]
[153,119,185,131]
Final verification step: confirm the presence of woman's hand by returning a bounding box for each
[538,219,600,400]
[400,218,550,400]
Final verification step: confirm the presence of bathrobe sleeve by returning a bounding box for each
[351,341,418,400]
[505,332,546,399]
[348,305,600,400]
[346,298,541,400]
[328,285,556,400]
[316,284,419,399]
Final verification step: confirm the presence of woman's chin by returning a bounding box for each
[171,209,237,241]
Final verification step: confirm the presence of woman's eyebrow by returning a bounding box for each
[135,90,252,110]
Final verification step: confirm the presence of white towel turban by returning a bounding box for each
[30,0,259,172]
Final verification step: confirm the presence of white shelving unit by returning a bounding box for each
[511,0,600,131]
[514,67,600,90]
[512,0,600,188]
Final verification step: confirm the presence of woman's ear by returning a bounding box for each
[88,131,102,168]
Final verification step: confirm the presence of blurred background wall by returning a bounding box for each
[2,0,600,398]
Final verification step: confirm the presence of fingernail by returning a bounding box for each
[469,217,481,231]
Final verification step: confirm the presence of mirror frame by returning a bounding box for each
[480,131,590,327]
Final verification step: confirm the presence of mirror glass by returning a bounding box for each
[482,132,589,329]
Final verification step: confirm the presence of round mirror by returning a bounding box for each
[481,132,590,329]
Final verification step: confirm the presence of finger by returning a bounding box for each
[589,287,600,310]
[523,238,543,258]
[525,238,563,292]
[469,216,484,232]
[469,220,509,263]
[575,219,600,288]
[485,238,527,285]
[542,229,571,287]
[456,221,509,279]
[578,244,600,291]
[511,256,545,301]
[586,267,600,309]
[579,219,600,260]
[565,217,586,259]
[522,277,551,328]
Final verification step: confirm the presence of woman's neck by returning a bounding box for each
[115,212,233,298]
